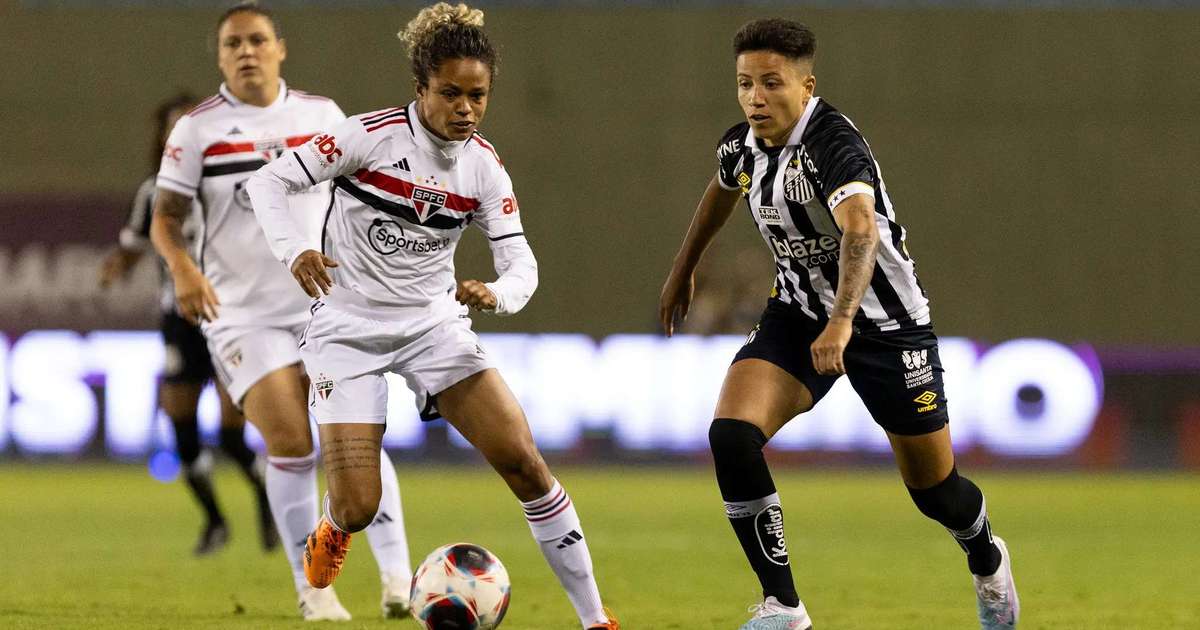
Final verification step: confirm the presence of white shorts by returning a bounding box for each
[205,321,305,404]
[300,288,493,425]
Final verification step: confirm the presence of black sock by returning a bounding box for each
[907,467,1001,576]
[218,426,262,486]
[710,418,799,608]
[173,416,224,525]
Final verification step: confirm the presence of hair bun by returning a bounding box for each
[398,2,485,54]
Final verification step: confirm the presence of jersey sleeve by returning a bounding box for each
[156,114,202,198]
[473,160,538,316]
[245,115,379,267]
[118,177,157,252]
[813,120,877,210]
[715,123,749,192]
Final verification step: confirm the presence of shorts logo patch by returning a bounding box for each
[902,349,934,389]
[754,504,789,566]
[224,348,243,368]
[744,324,760,346]
[902,349,928,370]
[314,374,334,400]
[914,390,939,413]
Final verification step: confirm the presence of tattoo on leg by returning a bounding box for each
[322,437,378,473]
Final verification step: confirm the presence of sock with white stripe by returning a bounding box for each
[521,480,608,627]
[364,449,412,580]
[266,452,320,593]
[710,418,800,608]
[906,467,1002,576]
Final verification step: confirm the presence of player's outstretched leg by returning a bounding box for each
[306,423,385,589]
[365,449,413,618]
[710,418,813,630]
[162,381,229,556]
[438,369,618,630]
[215,384,279,551]
[892,429,1018,629]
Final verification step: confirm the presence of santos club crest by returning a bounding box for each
[410,186,448,221]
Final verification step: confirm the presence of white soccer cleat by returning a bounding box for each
[738,596,814,630]
[298,585,352,622]
[974,536,1019,629]
[380,572,412,619]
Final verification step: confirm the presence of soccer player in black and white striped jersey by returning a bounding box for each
[660,19,1019,630]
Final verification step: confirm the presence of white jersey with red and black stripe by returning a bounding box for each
[156,80,345,328]
[247,102,533,313]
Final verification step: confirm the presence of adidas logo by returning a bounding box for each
[391,158,410,171]
[555,530,583,550]
[227,126,243,136]
[372,511,394,527]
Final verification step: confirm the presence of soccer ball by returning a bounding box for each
[410,542,511,630]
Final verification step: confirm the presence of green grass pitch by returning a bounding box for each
[1,464,1197,629]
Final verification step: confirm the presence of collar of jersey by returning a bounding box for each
[407,100,469,162]
[753,95,822,151]
[218,78,288,111]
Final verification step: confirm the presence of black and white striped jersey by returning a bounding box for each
[716,96,931,333]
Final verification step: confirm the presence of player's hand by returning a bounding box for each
[456,279,497,311]
[658,268,695,337]
[98,248,140,289]
[172,262,220,324]
[811,318,853,375]
[291,249,339,298]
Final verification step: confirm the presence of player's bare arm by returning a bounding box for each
[659,174,743,336]
[151,188,220,323]
[98,247,143,289]
[810,193,878,375]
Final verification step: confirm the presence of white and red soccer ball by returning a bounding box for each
[410,542,511,630]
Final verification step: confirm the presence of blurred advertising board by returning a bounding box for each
[8,329,1190,467]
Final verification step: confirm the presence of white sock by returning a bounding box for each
[364,449,412,580]
[521,479,607,627]
[266,452,320,594]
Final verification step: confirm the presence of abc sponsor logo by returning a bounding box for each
[769,234,840,268]
[308,133,342,166]
[368,219,450,256]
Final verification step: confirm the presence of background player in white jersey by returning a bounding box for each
[149,2,413,621]
[246,4,619,628]
[99,92,276,557]
[659,19,1019,630]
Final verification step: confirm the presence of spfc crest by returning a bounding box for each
[410,186,448,221]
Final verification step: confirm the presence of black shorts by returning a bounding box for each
[732,299,949,436]
[161,312,214,384]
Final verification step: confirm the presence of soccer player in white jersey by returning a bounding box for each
[246,4,619,629]
[99,92,277,557]
[659,19,1018,630]
[149,3,413,621]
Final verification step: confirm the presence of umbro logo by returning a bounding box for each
[555,530,583,550]
[392,158,410,171]
[227,126,243,136]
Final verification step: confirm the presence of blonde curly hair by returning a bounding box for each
[397,3,496,87]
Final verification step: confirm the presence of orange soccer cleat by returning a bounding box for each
[587,607,621,630]
[303,517,352,589]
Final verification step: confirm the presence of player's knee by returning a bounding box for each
[906,467,982,527]
[708,418,768,463]
[493,448,549,492]
[331,488,382,533]
[258,423,313,457]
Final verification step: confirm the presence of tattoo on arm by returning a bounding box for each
[321,437,379,473]
[151,189,196,266]
[832,204,879,321]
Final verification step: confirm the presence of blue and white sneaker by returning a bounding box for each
[974,536,1019,629]
[738,596,813,630]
